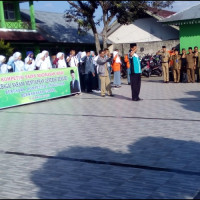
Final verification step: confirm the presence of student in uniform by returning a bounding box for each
[56,52,67,68]
[24,51,36,71]
[42,50,52,69]
[0,55,11,74]
[13,52,25,72]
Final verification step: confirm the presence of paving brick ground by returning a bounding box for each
[0,76,200,199]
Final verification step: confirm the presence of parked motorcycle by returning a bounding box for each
[141,54,162,77]
[149,55,162,77]
[141,55,151,77]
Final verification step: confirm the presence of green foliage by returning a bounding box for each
[65,1,174,51]
[0,39,14,57]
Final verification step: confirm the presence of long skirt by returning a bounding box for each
[113,71,121,86]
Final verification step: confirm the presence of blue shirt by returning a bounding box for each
[129,53,142,74]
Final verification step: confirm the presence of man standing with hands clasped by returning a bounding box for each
[128,43,142,101]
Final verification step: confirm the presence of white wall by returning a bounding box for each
[108,17,179,44]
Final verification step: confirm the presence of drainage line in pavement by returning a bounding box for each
[4,151,200,177]
[2,111,200,122]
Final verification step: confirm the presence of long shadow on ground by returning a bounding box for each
[29,136,200,199]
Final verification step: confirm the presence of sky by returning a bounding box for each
[20,1,200,13]
[19,1,200,31]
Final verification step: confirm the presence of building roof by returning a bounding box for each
[21,9,96,44]
[107,7,177,37]
[160,3,200,24]
[0,31,46,42]
[147,7,175,19]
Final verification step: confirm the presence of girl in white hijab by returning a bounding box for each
[56,52,67,68]
[42,50,52,69]
[0,55,11,74]
[13,52,25,72]
[24,51,36,71]
[35,52,49,71]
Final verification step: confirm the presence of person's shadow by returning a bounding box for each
[175,91,200,113]
[31,136,200,199]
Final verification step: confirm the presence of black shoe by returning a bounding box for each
[132,98,143,101]
[109,94,114,97]
[101,95,105,97]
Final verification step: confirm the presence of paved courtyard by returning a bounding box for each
[0,76,200,199]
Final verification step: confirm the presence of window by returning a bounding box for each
[4,3,15,20]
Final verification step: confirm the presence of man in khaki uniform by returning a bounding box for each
[170,49,181,83]
[186,47,196,83]
[157,46,170,83]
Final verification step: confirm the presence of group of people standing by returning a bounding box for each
[94,43,142,100]
[0,45,143,101]
[157,46,200,83]
[0,51,54,73]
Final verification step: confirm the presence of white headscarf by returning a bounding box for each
[35,52,46,69]
[37,52,50,70]
[0,55,5,64]
[76,51,82,62]
[13,52,21,60]
[56,52,63,59]
[56,52,67,68]
[25,55,35,71]
[13,52,25,72]
[42,50,52,69]
[80,51,86,63]
[0,58,11,74]
[113,51,121,64]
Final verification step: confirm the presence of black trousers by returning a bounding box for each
[130,73,141,100]
[84,72,94,93]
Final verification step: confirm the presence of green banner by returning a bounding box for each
[0,67,81,109]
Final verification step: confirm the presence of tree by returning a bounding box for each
[65,1,174,53]
[0,39,13,57]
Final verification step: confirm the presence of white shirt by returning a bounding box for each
[14,60,25,72]
[24,56,36,71]
[0,64,11,74]
[67,55,79,67]
[94,55,99,74]
[39,60,49,71]
[45,56,52,69]
[57,59,67,68]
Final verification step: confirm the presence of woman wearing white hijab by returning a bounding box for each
[42,50,52,69]
[112,50,122,88]
[13,52,25,72]
[56,52,67,68]
[24,51,36,71]
[36,52,50,71]
[0,55,11,74]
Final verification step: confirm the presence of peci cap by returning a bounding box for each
[162,46,166,48]
[130,43,137,48]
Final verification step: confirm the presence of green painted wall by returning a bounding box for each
[180,24,200,51]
